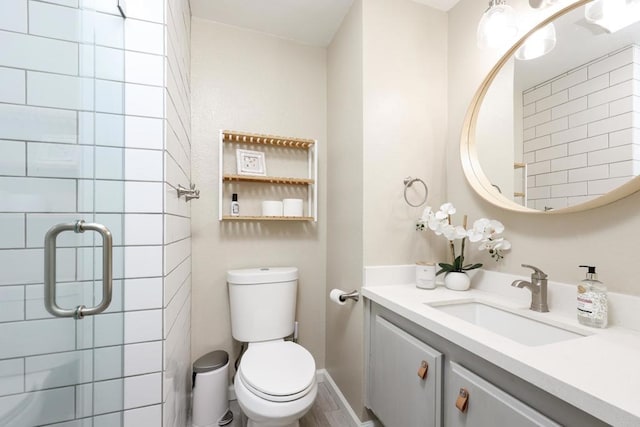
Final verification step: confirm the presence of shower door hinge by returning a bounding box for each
[117,0,127,18]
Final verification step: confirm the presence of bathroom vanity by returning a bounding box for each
[362,267,640,426]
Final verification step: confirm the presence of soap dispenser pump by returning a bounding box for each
[577,265,607,328]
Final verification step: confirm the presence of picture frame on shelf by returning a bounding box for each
[236,149,266,176]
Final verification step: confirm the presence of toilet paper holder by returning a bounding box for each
[338,290,360,302]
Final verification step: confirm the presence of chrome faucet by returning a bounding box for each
[511,264,549,312]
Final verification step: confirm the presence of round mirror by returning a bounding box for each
[461,0,640,213]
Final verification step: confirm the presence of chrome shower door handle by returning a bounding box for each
[44,220,113,319]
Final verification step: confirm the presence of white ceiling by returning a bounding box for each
[411,0,463,13]
[190,0,461,47]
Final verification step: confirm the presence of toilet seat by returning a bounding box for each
[239,341,316,403]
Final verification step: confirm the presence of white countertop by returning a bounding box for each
[361,267,640,426]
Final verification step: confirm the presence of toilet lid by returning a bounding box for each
[240,341,315,398]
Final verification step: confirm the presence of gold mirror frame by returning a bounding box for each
[460,0,640,214]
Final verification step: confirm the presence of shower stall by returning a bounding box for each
[0,1,193,426]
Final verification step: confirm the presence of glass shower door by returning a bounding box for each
[0,3,126,426]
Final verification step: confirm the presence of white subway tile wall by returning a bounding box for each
[124,341,163,376]
[124,214,164,246]
[164,257,190,307]
[0,0,191,425]
[0,214,26,248]
[124,277,162,311]
[124,181,163,212]
[95,46,125,81]
[0,31,79,75]
[164,238,190,276]
[0,68,26,104]
[523,45,640,209]
[0,104,77,143]
[0,359,24,396]
[124,83,164,117]
[124,246,163,278]
[0,1,28,33]
[124,404,163,427]
[163,294,191,426]
[125,148,164,181]
[125,116,164,149]
[124,372,162,409]
[0,286,25,322]
[0,387,76,426]
[163,0,192,426]
[164,276,190,339]
[125,51,164,86]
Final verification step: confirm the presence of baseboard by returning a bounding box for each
[229,369,378,427]
[317,369,378,427]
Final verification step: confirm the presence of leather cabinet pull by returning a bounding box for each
[456,387,469,413]
[417,360,428,379]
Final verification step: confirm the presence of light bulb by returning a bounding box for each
[515,23,556,60]
[528,0,559,9]
[477,0,519,49]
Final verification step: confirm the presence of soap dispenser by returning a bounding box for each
[577,265,607,328]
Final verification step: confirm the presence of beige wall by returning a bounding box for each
[187,0,640,424]
[326,0,365,418]
[190,18,328,368]
[326,0,448,420]
[448,0,640,296]
[363,0,448,265]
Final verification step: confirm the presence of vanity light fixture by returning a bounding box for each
[528,0,559,9]
[515,23,557,60]
[585,0,640,33]
[477,0,519,49]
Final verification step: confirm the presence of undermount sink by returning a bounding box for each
[427,300,589,346]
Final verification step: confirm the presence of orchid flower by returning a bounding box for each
[436,202,456,219]
[416,203,511,274]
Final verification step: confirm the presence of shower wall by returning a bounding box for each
[0,0,192,425]
[522,45,640,210]
[162,0,193,425]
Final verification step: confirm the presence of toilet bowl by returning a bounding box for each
[227,267,317,427]
[234,341,317,427]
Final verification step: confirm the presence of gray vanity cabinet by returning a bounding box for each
[445,362,560,427]
[369,315,443,427]
[366,302,608,427]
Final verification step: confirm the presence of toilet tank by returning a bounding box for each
[227,267,298,342]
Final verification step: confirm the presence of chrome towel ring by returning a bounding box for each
[403,176,428,207]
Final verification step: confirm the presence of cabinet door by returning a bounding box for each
[370,316,442,427]
[446,362,561,427]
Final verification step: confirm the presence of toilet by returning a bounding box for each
[227,267,317,427]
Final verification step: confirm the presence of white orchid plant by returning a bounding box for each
[416,203,511,276]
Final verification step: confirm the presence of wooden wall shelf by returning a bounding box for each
[223,174,314,185]
[219,130,318,222]
[514,162,528,206]
[222,130,315,149]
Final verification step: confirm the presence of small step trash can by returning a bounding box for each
[192,350,233,427]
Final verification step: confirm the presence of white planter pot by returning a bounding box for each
[444,271,471,291]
